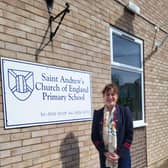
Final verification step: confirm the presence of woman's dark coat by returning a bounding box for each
[91,105,133,167]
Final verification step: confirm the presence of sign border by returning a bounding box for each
[1,57,92,129]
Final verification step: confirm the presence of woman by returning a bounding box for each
[91,83,133,168]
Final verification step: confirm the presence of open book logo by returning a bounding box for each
[8,69,34,101]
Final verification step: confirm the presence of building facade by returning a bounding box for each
[0,0,168,167]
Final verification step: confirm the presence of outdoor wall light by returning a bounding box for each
[127,1,140,15]
[155,24,168,49]
[155,33,168,48]
[45,0,70,41]
[35,0,70,59]
[45,0,54,14]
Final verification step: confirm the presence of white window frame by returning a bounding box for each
[110,27,146,128]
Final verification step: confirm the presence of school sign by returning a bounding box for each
[1,58,92,128]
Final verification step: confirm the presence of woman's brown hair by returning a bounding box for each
[102,83,119,95]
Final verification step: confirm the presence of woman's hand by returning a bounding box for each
[104,152,120,163]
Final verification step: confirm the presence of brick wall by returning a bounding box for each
[0,0,168,168]
[131,128,147,168]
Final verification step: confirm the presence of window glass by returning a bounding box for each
[111,28,144,125]
[112,68,142,121]
[113,33,141,68]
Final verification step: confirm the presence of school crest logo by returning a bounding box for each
[8,69,34,101]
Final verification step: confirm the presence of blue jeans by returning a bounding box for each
[100,152,131,168]
[118,152,131,168]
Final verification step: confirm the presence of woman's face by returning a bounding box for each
[103,88,118,109]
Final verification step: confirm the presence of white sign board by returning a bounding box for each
[1,58,92,128]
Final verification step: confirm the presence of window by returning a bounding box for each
[110,27,145,127]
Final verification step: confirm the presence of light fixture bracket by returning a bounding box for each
[35,1,70,61]
[49,2,70,41]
